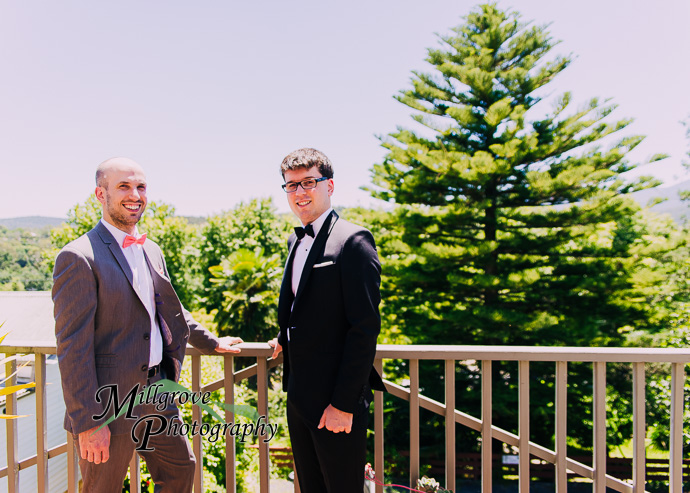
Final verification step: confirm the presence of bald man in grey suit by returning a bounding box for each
[52,157,242,492]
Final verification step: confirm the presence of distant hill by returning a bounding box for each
[0,216,66,230]
[0,215,208,230]
[180,215,207,225]
[631,180,690,223]
[1,184,687,231]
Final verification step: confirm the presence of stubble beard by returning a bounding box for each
[105,191,144,232]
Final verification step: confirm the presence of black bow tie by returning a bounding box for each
[295,224,315,240]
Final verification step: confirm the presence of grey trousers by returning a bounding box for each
[74,378,196,493]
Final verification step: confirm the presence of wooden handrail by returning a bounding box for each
[5,341,690,363]
[1,342,688,493]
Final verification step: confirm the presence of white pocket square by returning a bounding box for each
[313,261,335,268]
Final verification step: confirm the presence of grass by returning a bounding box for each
[609,434,669,460]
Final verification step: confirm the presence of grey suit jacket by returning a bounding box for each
[52,221,219,435]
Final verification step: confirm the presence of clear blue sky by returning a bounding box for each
[1,0,689,219]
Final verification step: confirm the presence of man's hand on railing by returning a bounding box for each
[268,338,282,359]
[79,425,110,464]
[215,336,244,353]
[318,404,353,434]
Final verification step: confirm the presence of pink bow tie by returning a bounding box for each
[123,233,147,248]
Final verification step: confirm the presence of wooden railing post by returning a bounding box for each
[257,356,270,493]
[129,453,141,493]
[35,354,48,492]
[191,354,203,493]
[445,359,456,491]
[67,432,80,493]
[224,355,236,493]
[409,359,420,487]
[632,362,645,493]
[5,357,19,493]
[374,358,384,493]
[481,360,492,493]
[555,361,568,493]
[518,360,530,492]
[593,361,607,493]
[670,362,685,492]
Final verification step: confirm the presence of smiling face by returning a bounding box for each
[283,167,334,226]
[95,158,148,234]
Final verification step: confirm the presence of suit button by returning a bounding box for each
[143,333,150,341]
[141,364,147,372]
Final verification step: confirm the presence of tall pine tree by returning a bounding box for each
[368,3,668,461]
[371,3,663,348]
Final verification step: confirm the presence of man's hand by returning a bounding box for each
[79,426,111,464]
[215,336,243,353]
[268,338,282,359]
[317,404,353,434]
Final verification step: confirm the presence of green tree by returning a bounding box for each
[140,202,202,309]
[209,247,282,342]
[0,225,53,291]
[45,195,106,273]
[367,2,670,460]
[639,119,690,454]
[49,196,102,252]
[680,116,690,206]
[199,199,292,316]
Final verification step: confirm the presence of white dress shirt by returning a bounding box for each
[291,207,333,296]
[100,219,163,367]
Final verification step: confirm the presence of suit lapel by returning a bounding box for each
[292,210,338,310]
[95,222,147,307]
[142,244,175,347]
[142,241,166,286]
[278,236,299,326]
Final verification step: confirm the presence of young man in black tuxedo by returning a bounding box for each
[269,148,385,492]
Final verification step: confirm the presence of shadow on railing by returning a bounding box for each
[1,342,688,493]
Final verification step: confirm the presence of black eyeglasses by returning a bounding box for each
[282,176,329,193]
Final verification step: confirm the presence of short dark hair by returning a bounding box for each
[280,148,334,179]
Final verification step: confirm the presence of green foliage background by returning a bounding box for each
[0,225,52,291]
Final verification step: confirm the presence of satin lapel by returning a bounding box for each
[278,236,299,326]
[95,222,146,307]
[292,210,338,310]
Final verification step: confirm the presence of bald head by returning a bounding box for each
[95,157,145,188]
[94,157,148,234]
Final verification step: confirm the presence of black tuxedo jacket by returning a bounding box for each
[278,211,385,427]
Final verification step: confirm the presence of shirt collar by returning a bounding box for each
[100,219,141,247]
[305,208,333,238]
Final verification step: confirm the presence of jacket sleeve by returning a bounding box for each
[159,252,220,353]
[185,306,220,353]
[330,229,381,413]
[52,247,108,435]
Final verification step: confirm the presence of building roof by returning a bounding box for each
[0,292,69,492]
[0,291,55,345]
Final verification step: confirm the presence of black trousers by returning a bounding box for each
[287,399,368,493]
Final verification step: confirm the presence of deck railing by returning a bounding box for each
[1,341,688,493]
